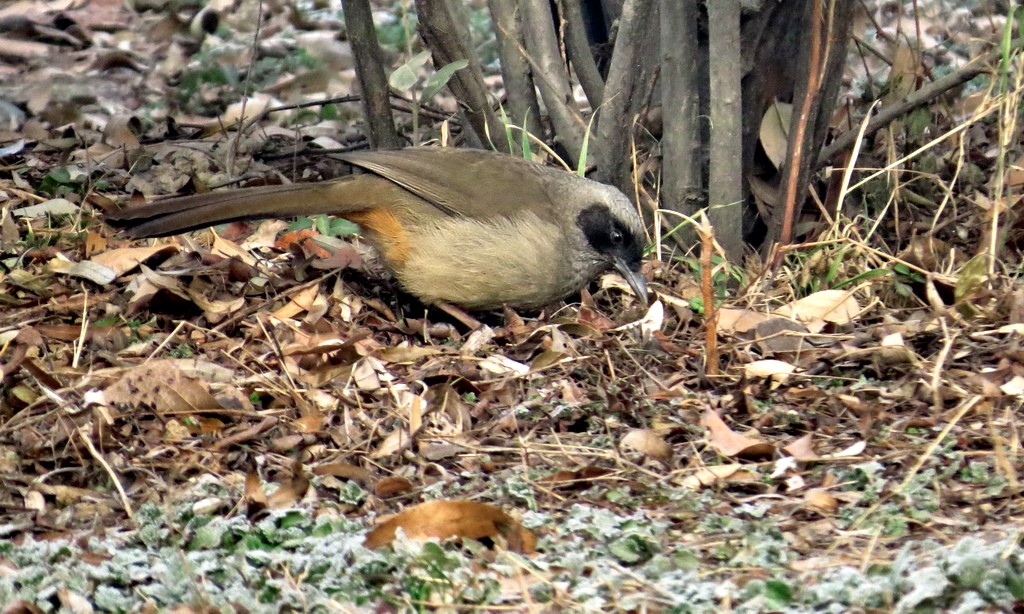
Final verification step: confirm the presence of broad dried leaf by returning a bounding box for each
[804,489,839,515]
[782,433,817,460]
[479,354,530,376]
[703,410,774,459]
[292,414,325,433]
[374,476,414,499]
[759,100,792,170]
[540,466,612,490]
[272,285,320,320]
[102,360,221,412]
[884,41,918,104]
[744,359,797,381]
[717,308,771,334]
[244,471,267,511]
[754,317,813,354]
[681,464,755,490]
[826,440,867,458]
[621,428,673,464]
[999,375,1024,396]
[371,428,411,459]
[313,463,373,485]
[185,290,245,324]
[48,255,116,285]
[775,289,860,329]
[211,233,258,266]
[1007,153,1024,188]
[364,500,535,553]
[377,345,441,363]
[11,197,78,218]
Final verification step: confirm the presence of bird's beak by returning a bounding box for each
[613,258,649,304]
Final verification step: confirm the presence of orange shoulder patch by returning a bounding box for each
[344,208,410,265]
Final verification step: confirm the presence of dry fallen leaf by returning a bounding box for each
[102,360,222,413]
[824,440,867,458]
[804,489,839,515]
[364,500,535,553]
[759,100,792,170]
[272,285,321,320]
[717,308,772,334]
[775,289,861,332]
[621,428,673,464]
[540,465,613,490]
[703,409,775,459]
[313,463,374,486]
[782,433,817,460]
[681,464,760,490]
[744,359,797,383]
[374,476,414,499]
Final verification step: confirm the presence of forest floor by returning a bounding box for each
[0,0,1022,612]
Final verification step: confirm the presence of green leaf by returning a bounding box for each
[764,579,793,607]
[825,246,847,284]
[520,108,533,159]
[576,112,599,176]
[330,218,360,237]
[188,524,222,550]
[497,101,515,155]
[421,59,468,101]
[689,296,705,315]
[906,107,932,140]
[955,252,988,303]
[388,50,432,91]
[608,534,656,565]
[315,214,331,236]
[278,510,307,530]
[833,268,892,289]
[288,218,314,232]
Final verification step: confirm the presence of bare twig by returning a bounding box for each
[706,0,744,260]
[593,0,658,187]
[226,0,264,178]
[559,0,605,107]
[77,427,134,518]
[818,36,1024,166]
[341,0,402,149]
[487,0,543,141]
[699,214,718,376]
[520,0,585,160]
[414,0,508,150]
[777,0,825,249]
[659,0,702,245]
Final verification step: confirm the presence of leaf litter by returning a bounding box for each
[0,0,1022,611]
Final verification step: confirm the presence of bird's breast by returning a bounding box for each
[391,213,578,309]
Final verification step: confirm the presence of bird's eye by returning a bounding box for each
[610,229,623,244]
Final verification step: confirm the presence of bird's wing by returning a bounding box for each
[335,148,557,219]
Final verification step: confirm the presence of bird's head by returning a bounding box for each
[561,180,648,304]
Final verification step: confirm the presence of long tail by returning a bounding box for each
[104,175,369,238]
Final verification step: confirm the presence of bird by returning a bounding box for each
[104,147,648,311]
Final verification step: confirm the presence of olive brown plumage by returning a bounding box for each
[104,147,648,310]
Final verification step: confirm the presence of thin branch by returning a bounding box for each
[819,36,1024,166]
[341,0,402,149]
[414,0,508,150]
[487,0,543,141]
[560,0,605,107]
[706,0,744,260]
[593,0,658,187]
[777,0,824,248]
[520,0,585,161]
[659,0,702,234]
